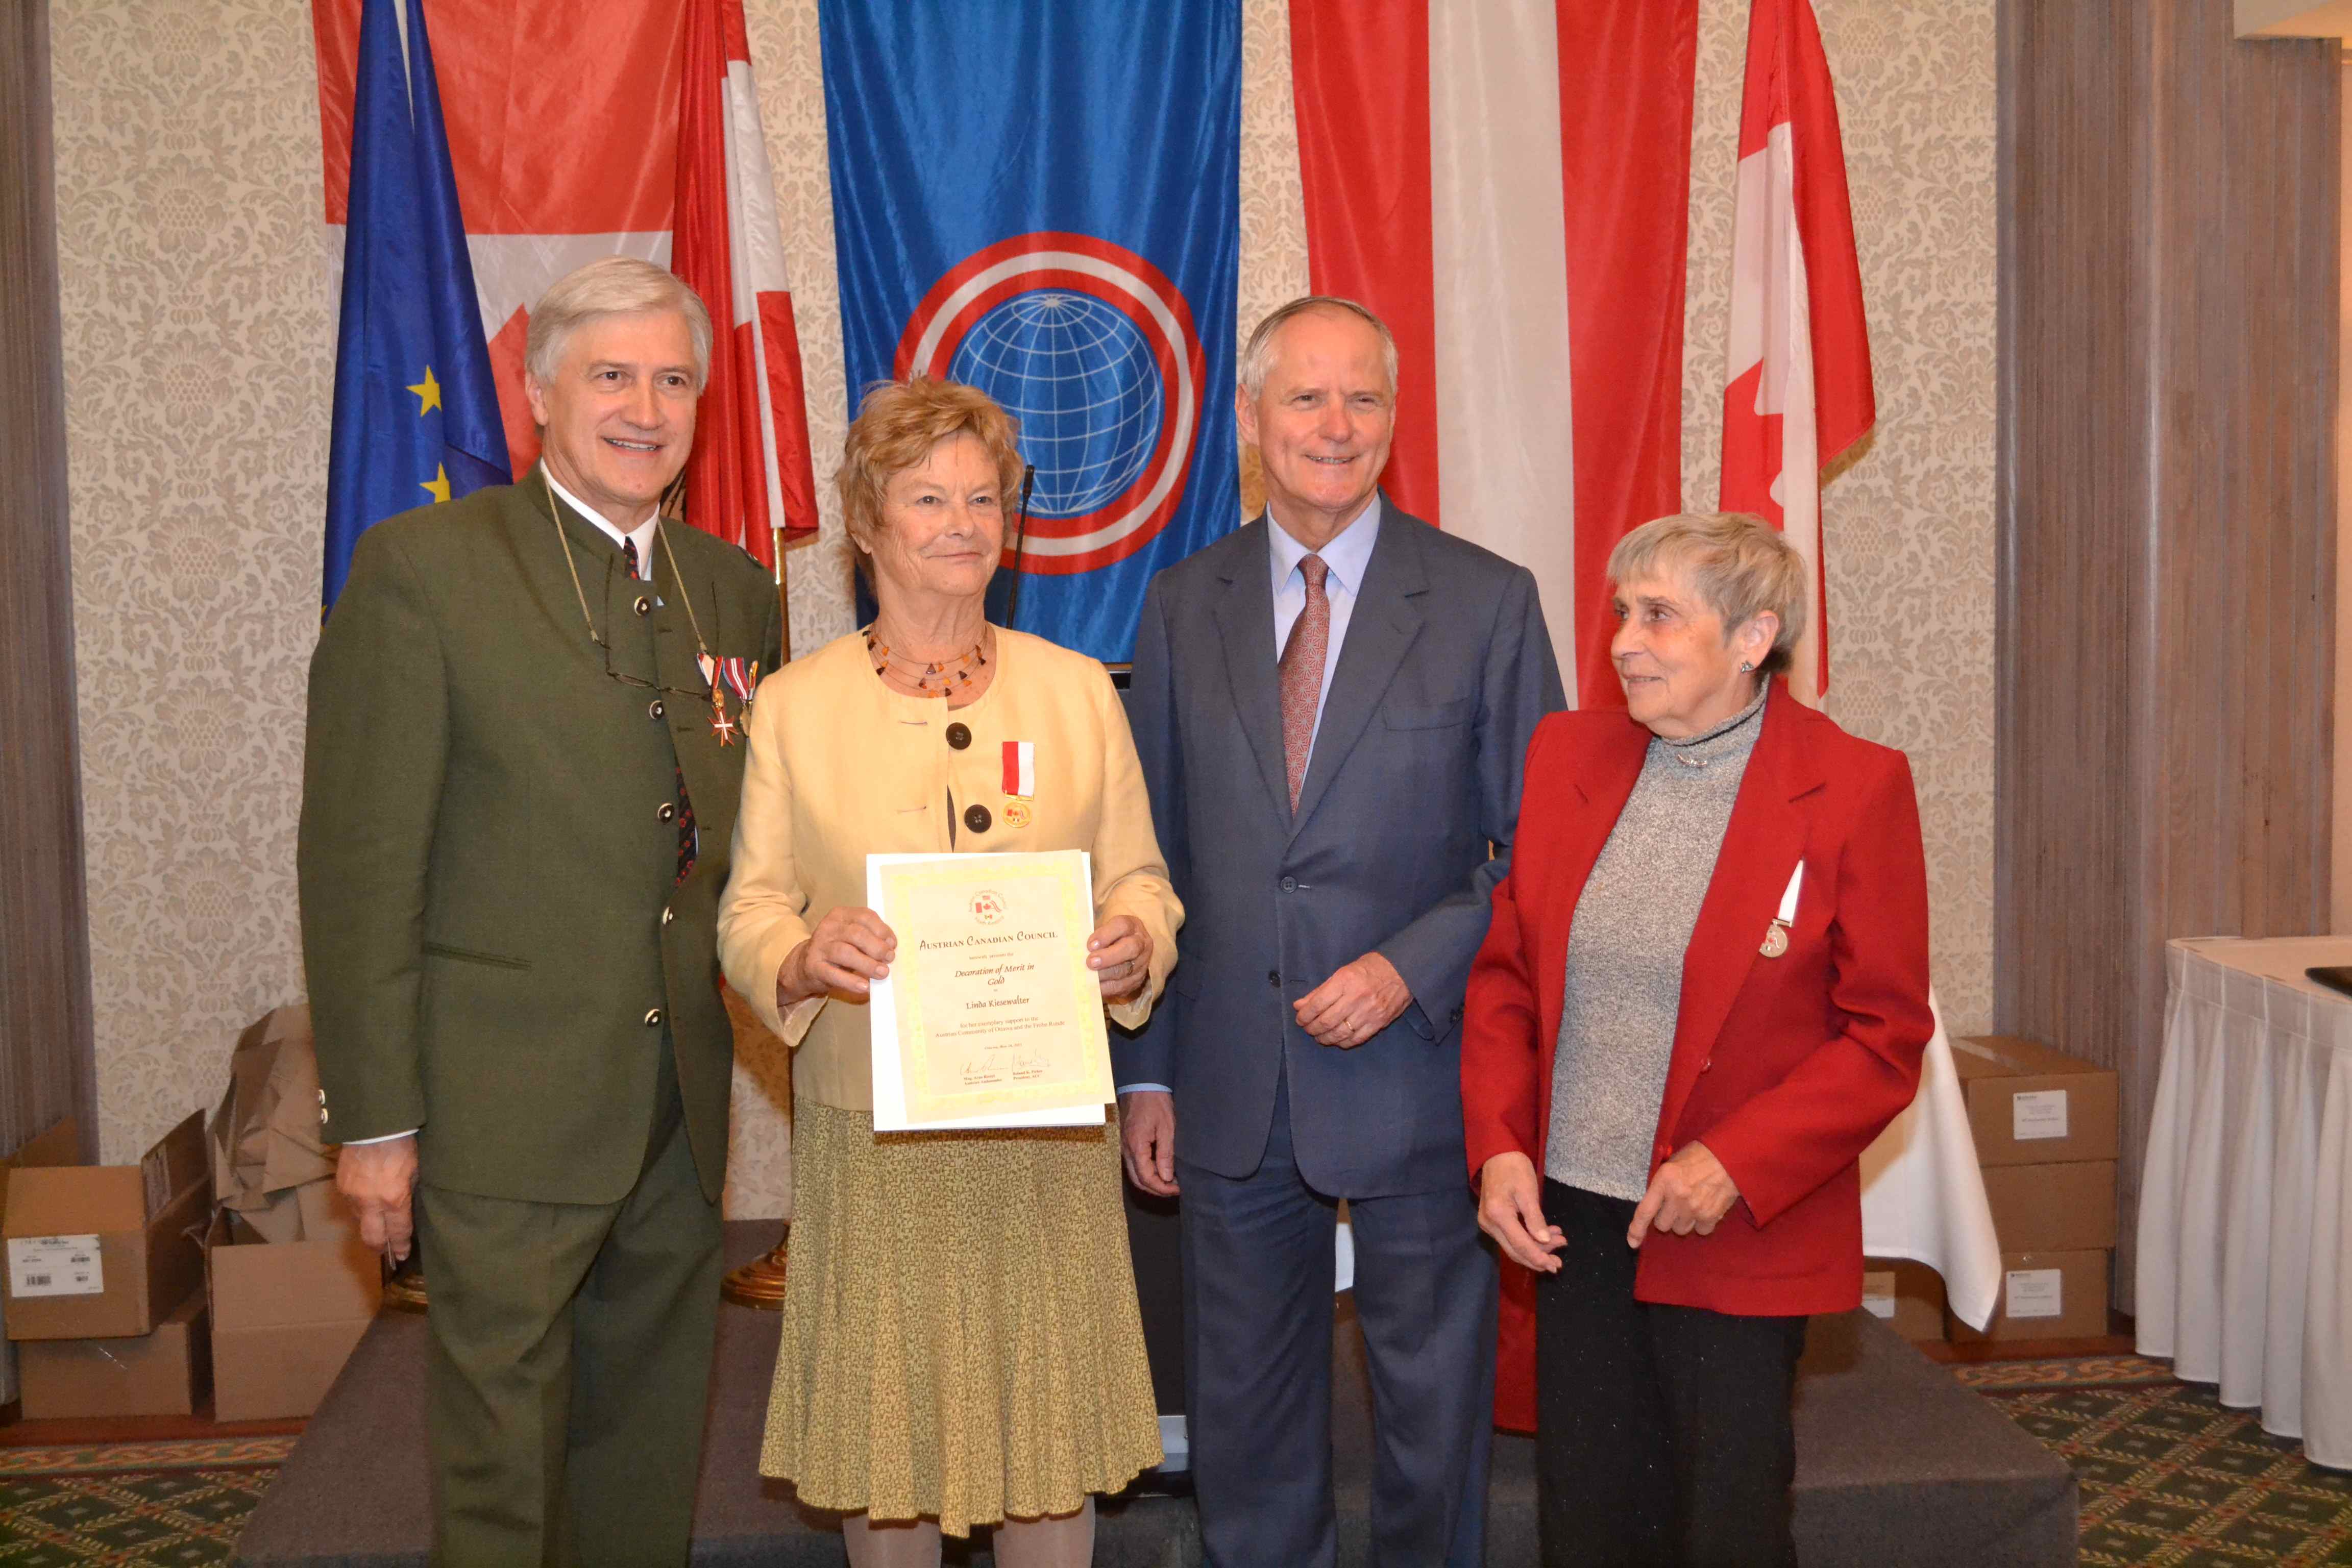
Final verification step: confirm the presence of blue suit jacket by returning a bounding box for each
[1119,502,1565,1196]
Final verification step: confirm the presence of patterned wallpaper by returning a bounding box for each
[53,0,1994,1203]
[1686,0,2000,1037]
[53,0,331,1167]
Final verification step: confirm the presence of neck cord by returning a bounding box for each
[544,470,712,662]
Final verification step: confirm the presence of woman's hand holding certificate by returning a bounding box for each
[866,850,1119,1131]
[776,906,898,1006]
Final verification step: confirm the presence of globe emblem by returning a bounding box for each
[948,290,1166,520]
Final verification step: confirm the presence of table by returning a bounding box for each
[2138,937,2352,1471]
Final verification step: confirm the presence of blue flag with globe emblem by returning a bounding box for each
[322,0,510,611]
[820,0,1240,663]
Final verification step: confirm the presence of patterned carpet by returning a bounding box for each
[1957,1357,2352,1565]
[0,1439,293,1566]
[0,1369,2345,1564]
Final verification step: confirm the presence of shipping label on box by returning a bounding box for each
[0,1119,82,1406]
[2012,1089,2069,1142]
[8,1236,103,1298]
[1950,1248,2111,1343]
[2005,1267,2065,1319]
[3,1112,209,1340]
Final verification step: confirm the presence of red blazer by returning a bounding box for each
[1462,684,1931,1430]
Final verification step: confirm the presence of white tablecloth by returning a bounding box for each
[2138,937,2352,1471]
[1859,990,2003,1330]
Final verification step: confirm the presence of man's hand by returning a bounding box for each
[1119,1090,1179,1197]
[337,1134,420,1264]
[778,907,897,1007]
[1477,1152,1565,1273]
[1087,915,1153,1004]
[1627,1141,1739,1248]
[1293,952,1411,1048]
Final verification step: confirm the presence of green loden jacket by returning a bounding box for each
[298,468,783,1206]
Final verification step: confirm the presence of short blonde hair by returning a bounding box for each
[525,257,713,391]
[837,377,1026,559]
[1608,511,1807,676]
[1239,296,1399,400]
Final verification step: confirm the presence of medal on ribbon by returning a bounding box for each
[727,659,760,723]
[697,653,736,746]
[1001,740,1036,828]
[1760,861,1804,959]
[696,656,760,747]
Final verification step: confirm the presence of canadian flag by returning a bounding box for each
[313,0,818,566]
[1718,0,1875,704]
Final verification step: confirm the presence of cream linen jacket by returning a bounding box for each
[717,627,1183,1112]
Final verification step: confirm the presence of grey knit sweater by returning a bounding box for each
[1545,689,1767,1199]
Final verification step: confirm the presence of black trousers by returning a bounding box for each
[1533,1180,1807,1568]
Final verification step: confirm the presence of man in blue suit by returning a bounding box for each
[1120,297,1565,1567]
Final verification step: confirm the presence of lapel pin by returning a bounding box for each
[1760,860,1804,959]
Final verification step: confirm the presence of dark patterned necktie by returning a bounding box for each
[624,536,697,884]
[1278,554,1331,811]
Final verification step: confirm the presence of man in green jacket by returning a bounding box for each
[299,257,783,1566]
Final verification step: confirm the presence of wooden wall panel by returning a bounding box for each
[0,2,97,1160]
[1997,0,2337,1308]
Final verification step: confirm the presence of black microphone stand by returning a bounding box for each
[1001,463,1037,631]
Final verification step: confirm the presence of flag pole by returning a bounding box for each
[773,526,793,664]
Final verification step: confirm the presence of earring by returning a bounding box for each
[1739,660,1754,673]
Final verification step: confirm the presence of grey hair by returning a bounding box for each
[1608,511,1807,677]
[1238,295,1400,400]
[525,257,714,391]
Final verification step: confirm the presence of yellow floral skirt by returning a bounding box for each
[762,1102,1163,1537]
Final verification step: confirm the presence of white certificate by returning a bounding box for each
[867,850,1113,1132]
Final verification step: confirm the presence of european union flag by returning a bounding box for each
[323,0,510,611]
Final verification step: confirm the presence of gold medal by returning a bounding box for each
[711,681,737,746]
[1760,920,1790,959]
[1003,798,1034,828]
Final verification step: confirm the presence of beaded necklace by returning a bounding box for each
[865,624,991,696]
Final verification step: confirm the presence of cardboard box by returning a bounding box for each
[18,1290,207,1419]
[1861,1258,1948,1341]
[1950,1037,2119,1166]
[3,1120,84,1188]
[3,1113,209,1340]
[0,1118,83,1403]
[1947,1249,2111,1343]
[1980,1160,2117,1253]
[207,1181,382,1422]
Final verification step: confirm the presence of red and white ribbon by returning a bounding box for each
[1001,741,1035,798]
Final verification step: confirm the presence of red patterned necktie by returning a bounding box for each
[1278,554,1331,811]
[624,537,698,883]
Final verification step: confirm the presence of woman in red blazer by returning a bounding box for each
[1461,512,1932,1568]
